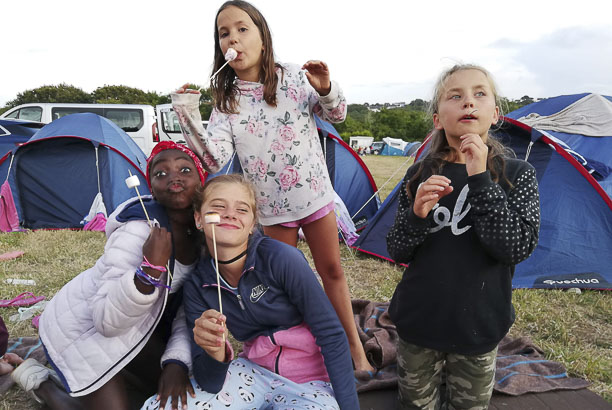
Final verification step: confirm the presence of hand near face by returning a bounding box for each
[412,175,454,219]
[460,133,488,176]
[302,60,331,96]
[193,309,228,362]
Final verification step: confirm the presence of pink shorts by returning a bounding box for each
[279,201,335,228]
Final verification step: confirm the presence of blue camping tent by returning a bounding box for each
[0,119,44,159]
[353,96,612,289]
[0,113,150,229]
[207,116,380,230]
[403,141,421,157]
[506,93,612,197]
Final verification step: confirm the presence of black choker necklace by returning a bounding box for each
[216,250,248,264]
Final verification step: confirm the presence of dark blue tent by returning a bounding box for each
[0,113,149,229]
[353,96,612,289]
[0,119,44,159]
[207,116,380,230]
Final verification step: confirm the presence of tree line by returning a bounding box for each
[0,84,214,120]
[1,84,536,143]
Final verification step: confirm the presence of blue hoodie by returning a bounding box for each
[183,231,359,409]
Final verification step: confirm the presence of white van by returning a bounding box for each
[156,104,208,144]
[0,103,159,155]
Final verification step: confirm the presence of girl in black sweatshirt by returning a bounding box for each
[387,64,540,410]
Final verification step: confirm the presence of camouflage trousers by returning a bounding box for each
[397,338,497,410]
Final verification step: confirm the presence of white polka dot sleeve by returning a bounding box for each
[386,171,431,264]
[467,163,540,266]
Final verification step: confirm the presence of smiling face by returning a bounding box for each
[149,149,200,211]
[433,68,500,142]
[216,5,264,82]
[195,182,256,250]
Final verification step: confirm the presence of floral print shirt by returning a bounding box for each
[172,63,347,225]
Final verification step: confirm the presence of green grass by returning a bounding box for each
[0,155,610,409]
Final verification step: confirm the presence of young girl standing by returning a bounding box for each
[387,64,540,409]
[172,0,373,372]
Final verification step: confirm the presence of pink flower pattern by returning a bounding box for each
[279,126,296,145]
[270,139,285,156]
[278,166,300,191]
[174,63,346,224]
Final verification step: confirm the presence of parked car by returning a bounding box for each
[1,103,159,155]
[370,141,385,155]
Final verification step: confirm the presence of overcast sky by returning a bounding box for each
[2,0,611,107]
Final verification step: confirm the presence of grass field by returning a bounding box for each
[0,155,610,409]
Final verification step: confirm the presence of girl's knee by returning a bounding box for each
[317,263,345,282]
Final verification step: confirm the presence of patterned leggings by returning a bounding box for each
[397,339,497,410]
[141,357,339,409]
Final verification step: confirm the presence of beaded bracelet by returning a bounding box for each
[135,267,170,290]
[142,256,167,273]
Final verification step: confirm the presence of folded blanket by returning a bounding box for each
[495,335,590,395]
[353,299,398,393]
[0,337,47,395]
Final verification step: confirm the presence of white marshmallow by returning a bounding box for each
[125,175,141,188]
[224,48,238,61]
[205,212,221,224]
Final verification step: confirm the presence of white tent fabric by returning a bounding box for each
[518,94,612,137]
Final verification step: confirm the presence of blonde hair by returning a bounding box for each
[406,64,513,198]
[194,174,258,224]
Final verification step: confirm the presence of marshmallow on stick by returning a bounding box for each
[210,48,238,82]
[124,170,151,226]
[124,170,173,281]
[205,211,225,341]
[205,212,221,224]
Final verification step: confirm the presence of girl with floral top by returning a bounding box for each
[171,0,373,373]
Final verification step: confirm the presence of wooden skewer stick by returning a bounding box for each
[205,212,225,342]
[125,170,173,281]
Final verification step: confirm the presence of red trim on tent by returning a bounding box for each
[415,134,432,160]
[504,117,612,211]
[319,127,378,192]
[539,133,612,210]
[349,245,408,268]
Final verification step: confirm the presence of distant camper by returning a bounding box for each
[349,136,374,152]
[1,103,160,155]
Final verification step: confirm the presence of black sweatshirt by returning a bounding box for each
[387,159,540,355]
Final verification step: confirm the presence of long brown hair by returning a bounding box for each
[406,64,514,198]
[212,0,282,114]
